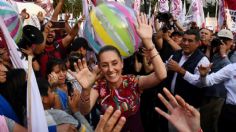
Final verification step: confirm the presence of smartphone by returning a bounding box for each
[51,21,65,29]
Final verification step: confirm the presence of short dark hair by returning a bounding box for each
[184,29,201,41]
[171,31,184,37]
[37,78,50,97]
[98,45,122,62]
[46,59,61,78]
[46,59,66,79]
[71,37,91,51]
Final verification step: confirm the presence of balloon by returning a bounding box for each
[88,2,141,57]
[0,0,22,43]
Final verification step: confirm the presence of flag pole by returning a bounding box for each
[144,0,148,14]
[27,55,33,132]
[215,0,218,18]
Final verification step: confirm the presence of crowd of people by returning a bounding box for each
[1,0,236,132]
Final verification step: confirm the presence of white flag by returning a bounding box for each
[0,17,48,132]
[179,0,186,25]
[218,0,226,27]
[133,0,141,13]
[170,0,182,21]
[159,0,169,13]
[187,0,205,27]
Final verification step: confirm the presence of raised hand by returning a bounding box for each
[64,12,71,21]
[68,89,80,113]
[95,106,126,132]
[69,58,99,90]
[57,124,76,132]
[198,64,212,77]
[155,88,201,132]
[48,72,59,86]
[136,13,152,41]
[21,48,34,56]
[37,11,44,23]
[77,15,85,25]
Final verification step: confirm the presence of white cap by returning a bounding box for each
[217,29,233,39]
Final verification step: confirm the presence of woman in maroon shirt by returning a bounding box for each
[70,13,167,131]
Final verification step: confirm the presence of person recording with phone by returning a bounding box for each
[179,29,234,132]
[33,8,85,78]
[153,12,183,62]
[199,29,233,132]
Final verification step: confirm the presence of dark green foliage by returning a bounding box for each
[53,0,82,18]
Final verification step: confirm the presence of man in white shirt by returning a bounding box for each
[195,62,236,132]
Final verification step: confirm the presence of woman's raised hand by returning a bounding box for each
[69,58,100,90]
[136,13,152,41]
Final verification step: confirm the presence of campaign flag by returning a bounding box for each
[186,0,205,27]
[219,0,236,32]
[170,0,182,21]
[35,0,53,17]
[159,0,169,13]
[179,0,186,25]
[133,0,141,13]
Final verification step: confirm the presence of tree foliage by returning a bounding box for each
[52,0,216,18]
[53,0,82,18]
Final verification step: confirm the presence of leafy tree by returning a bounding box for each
[53,0,82,18]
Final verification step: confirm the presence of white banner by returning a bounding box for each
[187,0,205,27]
[159,0,169,13]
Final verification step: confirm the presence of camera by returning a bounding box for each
[69,53,82,71]
[51,21,65,29]
[156,12,173,33]
[211,37,223,48]
[162,23,173,33]
[156,12,172,22]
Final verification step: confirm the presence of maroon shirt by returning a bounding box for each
[39,39,66,77]
[93,75,144,132]
[93,75,141,118]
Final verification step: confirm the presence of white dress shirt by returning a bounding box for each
[186,63,236,105]
[170,53,210,93]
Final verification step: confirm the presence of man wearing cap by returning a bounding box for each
[185,29,236,131]
[199,29,234,132]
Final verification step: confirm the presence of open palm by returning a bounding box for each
[69,59,99,90]
[136,13,152,40]
[165,101,200,132]
[155,88,201,132]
